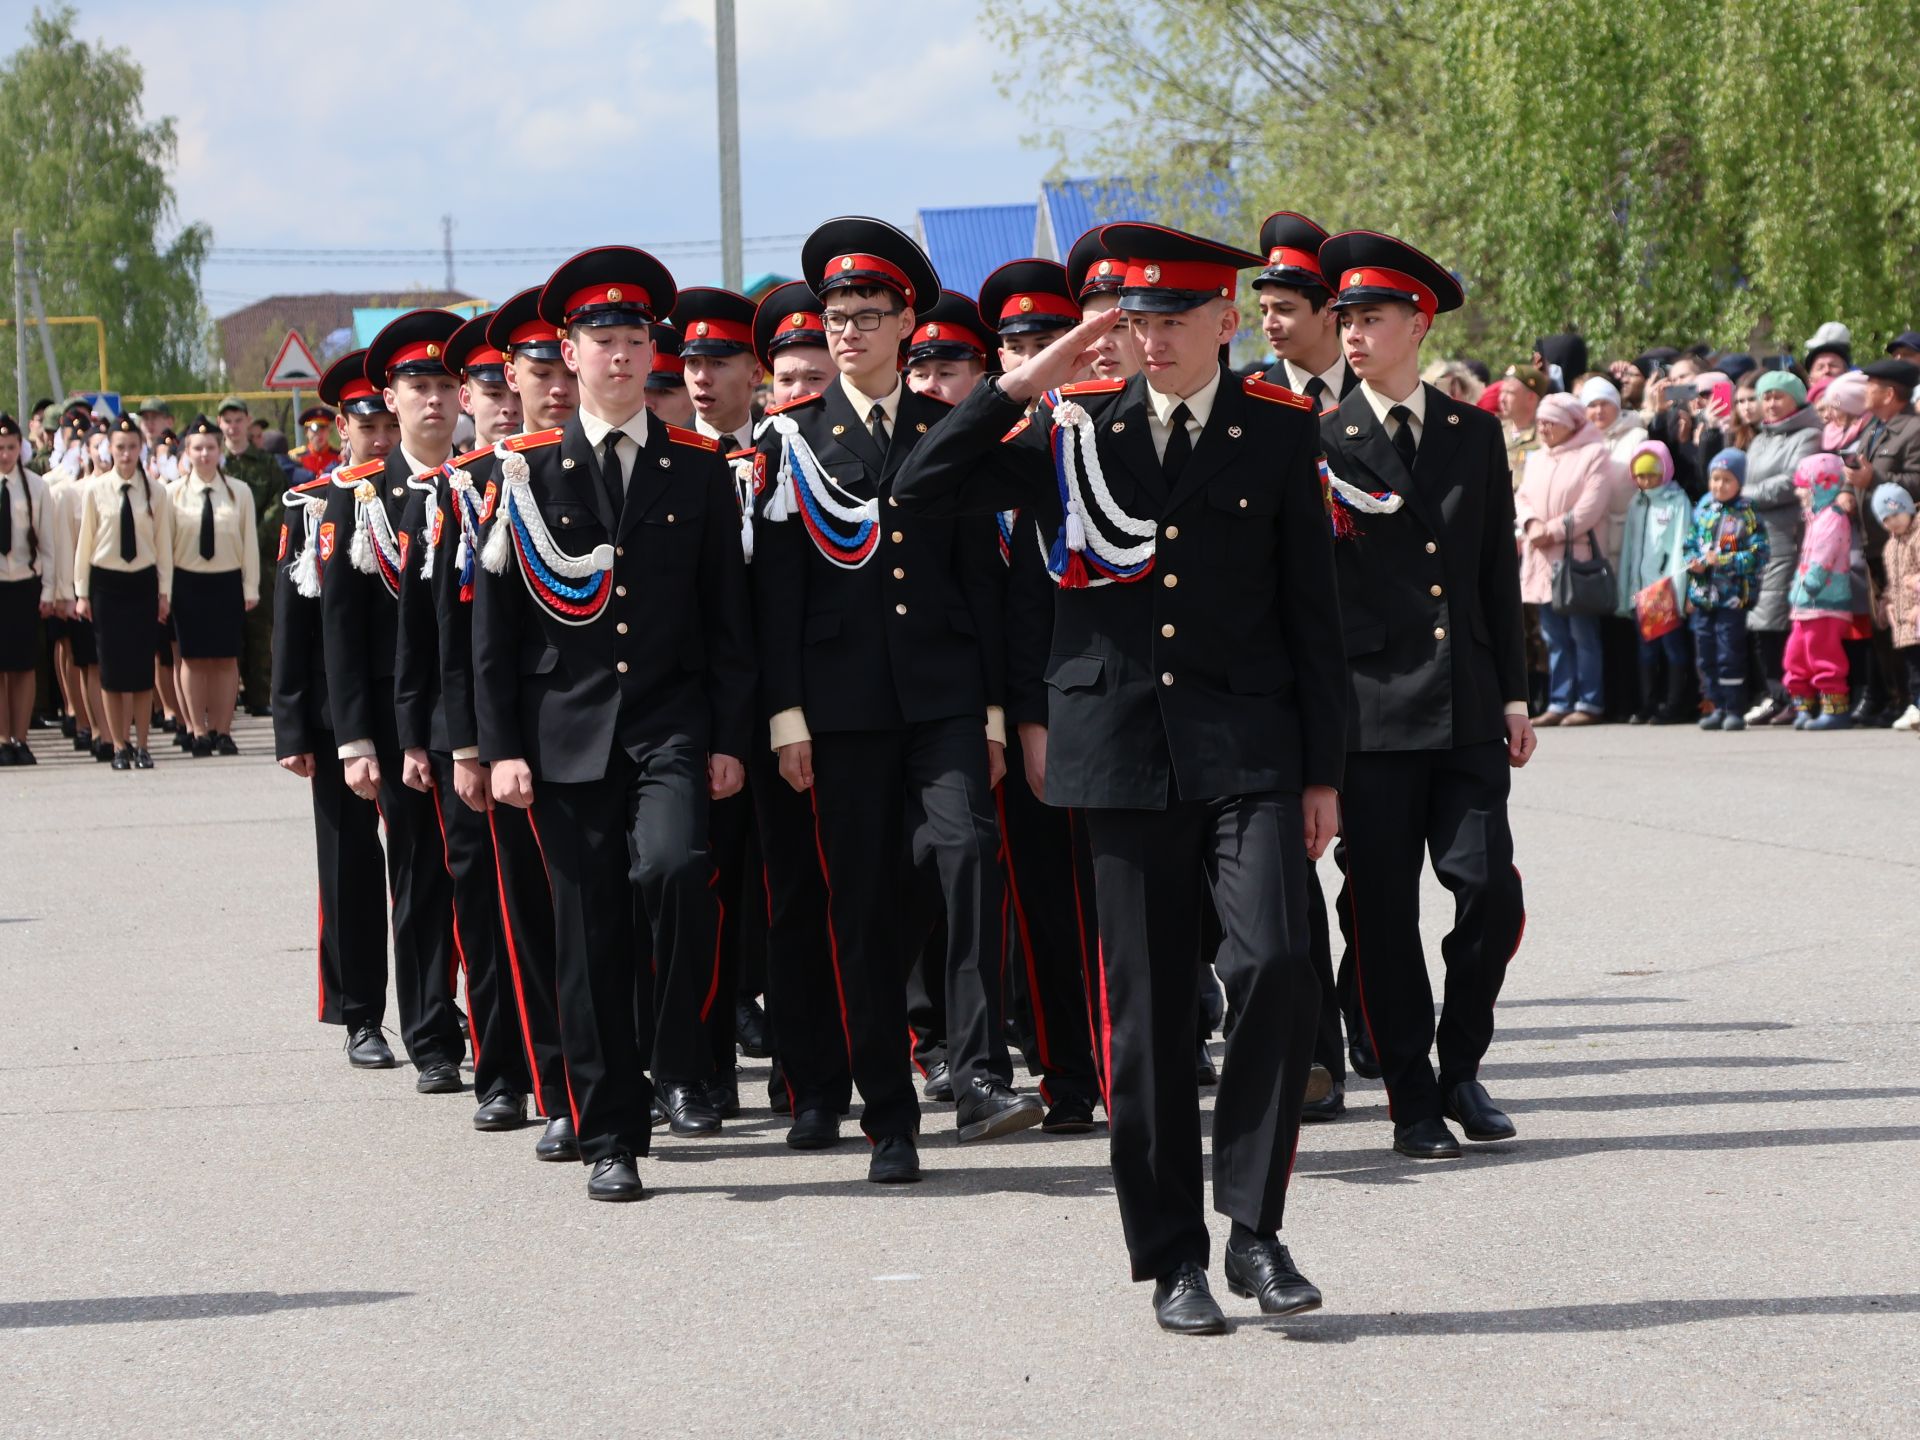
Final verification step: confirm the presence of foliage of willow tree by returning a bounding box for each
[982,0,1920,360]
[0,6,212,402]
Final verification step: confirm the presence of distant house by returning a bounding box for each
[216,290,478,388]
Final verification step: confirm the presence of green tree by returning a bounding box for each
[0,5,211,405]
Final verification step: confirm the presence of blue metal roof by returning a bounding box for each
[1035,176,1237,258]
[917,203,1040,298]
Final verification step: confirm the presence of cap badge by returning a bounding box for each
[839,258,854,272]
[1018,296,1035,314]
[607,287,623,302]
[789,313,807,328]
[1097,260,1113,275]
[1144,265,1161,285]
[695,322,710,337]
[425,343,441,359]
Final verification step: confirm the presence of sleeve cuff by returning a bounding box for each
[337,739,376,759]
[985,705,1006,747]
[1504,701,1530,717]
[768,708,811,751]
[452,746,481,760]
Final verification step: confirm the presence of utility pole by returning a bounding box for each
[715,0,743,291]
[24,258,64,401]
[442,213,455,291]
[11,230,26,423]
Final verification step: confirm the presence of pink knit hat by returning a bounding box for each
[1538,392,1587,432]
[1821,370,1869,416]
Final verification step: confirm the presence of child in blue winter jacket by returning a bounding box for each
[1684,449,1770,730]
[1617,440,1696,723]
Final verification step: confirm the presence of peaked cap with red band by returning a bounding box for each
[365,309,462,384]
[1066,228,1127,301]
[906,291,991,364]
[444,310,506,383]
[1252,211,1330,293]
[537,245,677,329]
[1099,223,1263,314]
[978,258,1078,337]
[319,349,388,416]
[646,322,686,389]
[673,286,758,358]
[487,286,566,361]
[1320,230,1464,317]
[752,280,827,371]
[801,216,939,312]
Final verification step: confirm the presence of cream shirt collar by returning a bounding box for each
[399,445,451,480]
[840,372,902,427]
[579,406,649,451]
[695,413,754,451]
[1359,379,1426,431]
[1284,355,1347,401]
[1146,364,1224,430]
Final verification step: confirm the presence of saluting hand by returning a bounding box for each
[344,755,382,802]
[997,307,1126,405]
[492,758,535,809]
[1302,784,1339,862]
[710,753,744,801]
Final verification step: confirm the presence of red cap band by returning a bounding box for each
[1121,258,1238,299]
[910,320,987,354]
[385,339,449,374]
[651,351,685,376]
[1265,246,1323,278]
[825,253,916,303]
[685,317,753,347]
[563,283,653,320]
[997,292,1079,325]
[461,345,507,372]
[783,311,825,337]
[507,318,565,347]
[1338,266,1438,316]
[1078,258,1125,296]
[339,378,378,403]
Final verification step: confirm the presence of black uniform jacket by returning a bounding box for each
[319,451,413,747]
[470,415,755,783]
[270,476,331,759]
[394,444,497,755]
[894,366,1348,810]
[750,380,1004,734]
[1318,383,1527,752]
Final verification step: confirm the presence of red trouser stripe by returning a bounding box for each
[524,808,581,1133]
[487,808,547,1117]
[1342,863,1396,1122]
[315,854,326,1023]
[994,789,1054,1071]
[700,868,725,1024]
[805,789,856,1060]
[430,777,478,1066]
[1066,810,1102,1097]
[1095,937,1114,1116]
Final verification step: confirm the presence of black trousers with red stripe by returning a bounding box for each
[809,717,1008,1139]
[533,740,716,1162]
[1335,740,1524,1126]
[487,801,569,1120]
[704,786,752,1081]
[428,750,531,1104]
[1084,793,1318,1284]
[749,738,849,1115]
[998,737,1102,1107]
[310,741,389,1031]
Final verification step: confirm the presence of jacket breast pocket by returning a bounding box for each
[1044,652,1105,693]
[1208,484,1281,567]
[542,500,602,542]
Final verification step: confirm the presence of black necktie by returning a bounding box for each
[1389,404,1418,469]
[1162,402,1193,486]
[600,432,624,516]
[199,485,216,560]
[868,403,890,456]
[1305,376,1329,413]
[119,483,137,561]
[0,475,11,557]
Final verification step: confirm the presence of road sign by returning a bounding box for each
[73,391,121,417]
[264,329,323,389]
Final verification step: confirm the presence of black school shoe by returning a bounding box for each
[215,732,239,756]
[111,747,133,771]
[132,748,154,770]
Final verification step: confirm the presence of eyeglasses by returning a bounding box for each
[821,309,899,334]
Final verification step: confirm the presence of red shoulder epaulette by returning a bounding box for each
[450,443,495,469]
[1243,376,1314,410]
[330,457,386,486]
[292,476,330,494]
[1058,378,1125,397]
[502,428,563,453]
[664,423,718,452]
[764,392,823,416]
[1000,417,1032,443]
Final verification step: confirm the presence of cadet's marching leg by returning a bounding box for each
[311,744,388,1034]
[488,803,573,1152]
[375,736,464,1080]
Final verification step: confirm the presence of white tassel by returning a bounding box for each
[480,499,513,574]
[764,417,799,523]
[1065,501,1087,553]
[740,511,754,562]
[291,500,322,598]
[419,493,440,581]
[349,521,374,575]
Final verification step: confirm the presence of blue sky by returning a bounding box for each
[9,0,1097,316]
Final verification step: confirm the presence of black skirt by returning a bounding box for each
[90,565,160,691]
[69,606,99,667]
[0,575,40,671]
[155,617,175,665]
[172,567,244,659]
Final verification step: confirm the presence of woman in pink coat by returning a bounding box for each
[1516,392,1627,725]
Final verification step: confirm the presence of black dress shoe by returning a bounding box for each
[415,1061,463,1094]
[111,746,133,771]
[1444,1080,1517,1141]
[1393,1116,1462,1159]
[1041,1094,1097,1134]
[345,1025,396,1069]
[734,996,771,1058]
[60,715,76,739]
[472,1092,528,1131]
[1348,1029,1382,1080]
[93,739,115,761]
[190,734,213,758]
[658,1081,721,1135]
[1196,1036,1218,1087]
[587,1151,645,1202]
[1300,1084,1346,1123]
[535,1115,579,1162]
[954,1079,1044,1143]
[0,744,15,767]
[215,732,240,756]
[1304,1063,1334,1105]
[868,1134,921,1184]
[173,728,193,751]
[707,1078,741,1119]
[786,1107,841,1150]
[1152,1262,1227,1335]
[768,1064,793,1115]
[921,1060,953,1102]
[1224,1237,1323,1316]
[244,703,272,718]
[133,748,154,770]
[73,727,92,752]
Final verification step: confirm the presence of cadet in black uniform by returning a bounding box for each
[1314,231,1533,1161]
[393,310,537,1133]
[472,247,754,1202]
[319,317,466,1093]
[896,223,1347,1334]
[753,217,1037,1182]
[642,322,696,428]
[278,351,398,1068]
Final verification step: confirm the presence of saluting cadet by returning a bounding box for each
[319,316,466,1094]
[745,282,850,1138]
[1315,231,1533,1160]
[897,223,1347,1334]
[393,310,537,1134]
[471,248,754,1201]
[642,321,697,428]
[276,350,397,1069]
[169,415,261,757]
[0,414,53,763]
[753,217,1037,1182]
[72,414,174,771]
